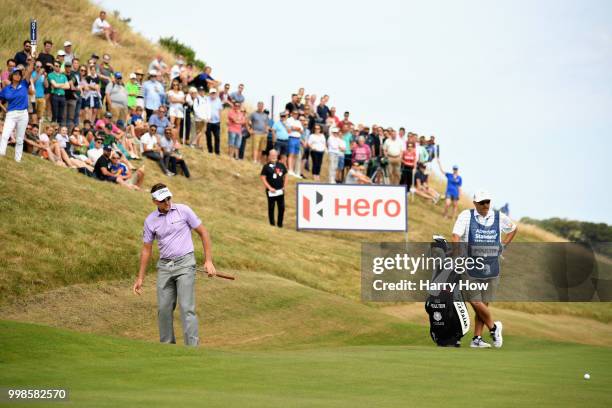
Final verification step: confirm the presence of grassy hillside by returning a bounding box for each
[0,0,174,77]
[1,0,609,357]
[0,147,569,302]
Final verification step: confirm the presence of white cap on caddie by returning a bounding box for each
[152,187,172,202]
[473,190,492,202]
[64,41,72,47]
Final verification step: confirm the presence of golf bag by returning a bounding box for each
[425,235,470,347]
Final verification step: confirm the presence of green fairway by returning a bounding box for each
[1,321,610,408]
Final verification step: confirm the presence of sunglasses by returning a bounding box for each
[156,197,171,204]
[476,200,491,205]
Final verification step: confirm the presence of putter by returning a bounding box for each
[196,267,235,280]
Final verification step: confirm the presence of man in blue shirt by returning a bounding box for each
[229,84,245,105]
[272,111,290,165]
[437,159,463,219]
[148,107,171,136]
[205,88,223,155]
[143,70,165,119]
[0,65,33,162]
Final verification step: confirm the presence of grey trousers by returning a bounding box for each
[156,252,199,346]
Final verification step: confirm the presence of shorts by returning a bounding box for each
[253,132,267,152]
[35,98,46,118]
[288,137,301,155]
[344,154,352,168]
[462,276,499,303]
[334,153,345,170]
[195,121,206,134]
[228,131,242,148]
[82,96,101,109]
[446,191,459,201]
[168,104,184,119]
[275,139,289,156]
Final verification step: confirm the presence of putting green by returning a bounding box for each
[1,321,610,408]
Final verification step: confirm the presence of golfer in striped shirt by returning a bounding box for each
[133,183,216,346]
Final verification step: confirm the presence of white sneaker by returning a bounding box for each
[470,337,492,348]
[491,321,503,348]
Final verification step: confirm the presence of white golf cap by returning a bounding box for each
[152,187,172,202]
[57,50,66,56]
[148,69,158,76]
[209,88,217,93]
[64,41,72,47]
[129,73,137,79]
[473,190,492,202]
[331,127,339,133]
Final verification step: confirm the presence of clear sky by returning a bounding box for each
[102,0,612,223]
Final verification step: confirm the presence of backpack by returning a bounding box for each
[424,235,470,347]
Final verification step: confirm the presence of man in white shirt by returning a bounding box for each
[140,124,172,176]
[91,11,119,46]
[285,109,303,177]
[189,86,210,149]
[87,137,105,163]
[452,190,518,349]
[383,128,403,184]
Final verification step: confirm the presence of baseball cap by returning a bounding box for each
[197,86,205,91]
[91,53,99,59]
[134,68,144,75]
[114,72,122,79]
[473,190,492,202]
[104,111,113,118]
[188,87,197,93]
[151,187,172,202]
[208,88,217,93]
[57,50,66,56]
[452,165,459,170]
[129,73,137,79]
[116,119,125,130]
[331,127,339,133]
[103,145,113,151]
[63,41,72,47]
[148,69,158,76]
[279,111,287,117]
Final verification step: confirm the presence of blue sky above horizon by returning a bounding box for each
[102,0,612,224]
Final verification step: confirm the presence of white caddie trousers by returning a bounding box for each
[0,109,29,162]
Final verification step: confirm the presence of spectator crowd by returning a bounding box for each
[0,12,464,224]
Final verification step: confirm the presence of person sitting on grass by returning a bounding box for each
[110,150,145,190]
[91,10,119,46]
[345,162,372,184]
[160,128,190,178]
[87,137,105,163]
[414,162,440,204]
[140,124,173,176]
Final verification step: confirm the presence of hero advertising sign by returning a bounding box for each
[296,183,407,232]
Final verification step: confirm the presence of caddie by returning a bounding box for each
[132,183,216,346]
[451,190,518,348]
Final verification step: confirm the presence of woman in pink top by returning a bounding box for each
[227,102,246,159]
[351,135,371,165]
[400,142,417,188]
